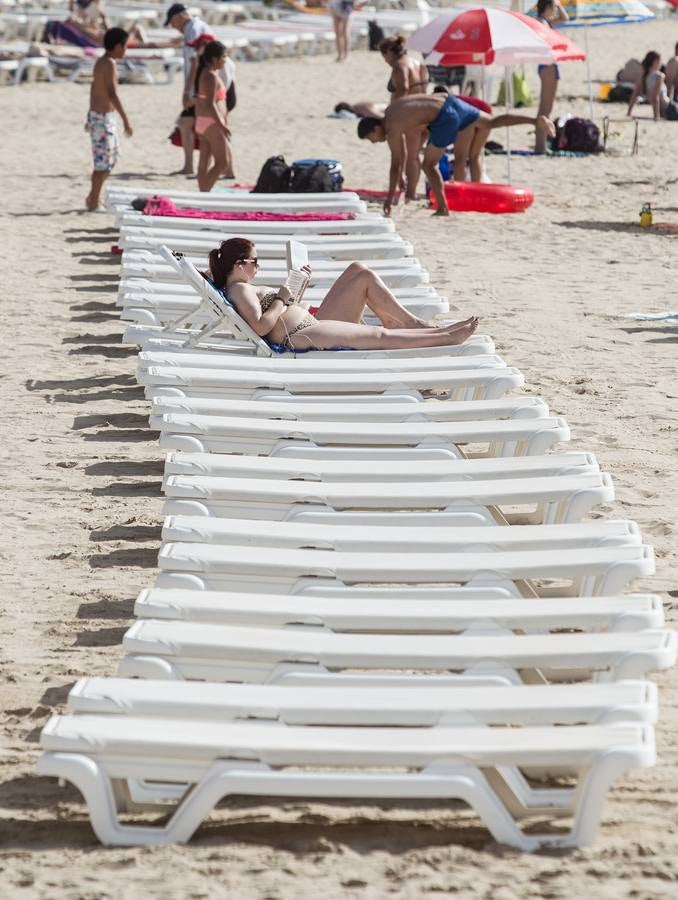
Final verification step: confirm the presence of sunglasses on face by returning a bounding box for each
[241,257,259,267]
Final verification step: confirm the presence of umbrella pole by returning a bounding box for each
[505,66,512,183]
[585,24,593,120]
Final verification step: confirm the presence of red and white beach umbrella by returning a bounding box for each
[409,8,586,67]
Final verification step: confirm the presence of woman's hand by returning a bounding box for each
[277,284,293,303]
[301,264,312,277]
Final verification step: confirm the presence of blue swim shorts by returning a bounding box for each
[427,94,481,149]
[537,63,561,80]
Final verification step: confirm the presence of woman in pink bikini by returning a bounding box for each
[194,40,232,192]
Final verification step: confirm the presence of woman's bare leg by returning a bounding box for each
[535,67,558,153]
[315,262,448,329]
[286,318,479,351]
[198,128,227,192]
[197,139,211,189]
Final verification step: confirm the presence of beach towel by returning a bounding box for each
[141,196,356,222]
[625,312,678,322]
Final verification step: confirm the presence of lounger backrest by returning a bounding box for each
[159,246,274,357]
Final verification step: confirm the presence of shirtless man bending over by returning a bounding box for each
[358,93,554,216]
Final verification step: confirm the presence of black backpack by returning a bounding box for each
[251,156,291,193]
[607,83,633,104]
[368,20,385,51]
[289,162,340,193]
[559,117,602,154]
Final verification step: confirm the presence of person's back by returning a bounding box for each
[90,53,114,113]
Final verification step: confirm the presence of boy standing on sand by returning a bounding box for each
[85,27,133,211]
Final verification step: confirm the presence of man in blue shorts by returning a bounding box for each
[358,93,554,216]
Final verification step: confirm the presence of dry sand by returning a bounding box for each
[1,17,677,899]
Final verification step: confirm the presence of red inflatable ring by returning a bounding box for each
[429,182,534,214]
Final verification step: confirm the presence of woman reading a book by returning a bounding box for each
[207,238,478,351]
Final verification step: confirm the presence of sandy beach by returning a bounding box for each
[1,15,677,898]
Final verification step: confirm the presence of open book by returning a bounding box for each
[284,240,311,302]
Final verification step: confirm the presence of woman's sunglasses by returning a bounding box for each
[241,257,259,267]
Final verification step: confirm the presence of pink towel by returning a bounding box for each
[142,195,355,222]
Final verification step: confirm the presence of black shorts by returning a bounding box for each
[179,106,195,118]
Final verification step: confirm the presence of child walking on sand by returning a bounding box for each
[85,27,133,211]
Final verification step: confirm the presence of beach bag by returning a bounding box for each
[666,100,678,121]
[607,83,633,103]
[169,125,199,151]
[558,117,602,153]
[226,81,236,112]
[368,20,385,51]
[496,68,534,108]
[251,155,291,193]
[290,159,344,192]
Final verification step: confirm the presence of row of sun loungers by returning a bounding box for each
[37,184,675,851]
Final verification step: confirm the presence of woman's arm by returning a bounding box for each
[650,73,664,120]
[552,1,569,24]
[627,80,641,116]
[203,71,230,137]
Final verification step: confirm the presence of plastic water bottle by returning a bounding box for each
[640,203,653,227]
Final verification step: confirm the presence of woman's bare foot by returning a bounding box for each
[443,315,477,332]
[170,167,194,176]
[444,317,479,344]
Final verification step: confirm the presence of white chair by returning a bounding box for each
[154,412,570,458]
[153,541,653,594]
[107,186,368,214]
[118,620,673,683]
[135,588,665,633]
[160,470,611,525]
[141,366,523,406]
[160,516,639,552]
[37,712,656,850]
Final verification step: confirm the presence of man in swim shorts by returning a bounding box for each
[358,93,555,216]
[85,27,132,211]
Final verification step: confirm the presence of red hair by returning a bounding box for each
[208,238,255,289]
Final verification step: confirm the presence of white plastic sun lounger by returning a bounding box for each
[119,228,414,259]
[149,395,550,427]
[66,677,659,725]
[116,212,396,235]
[154,542,653,595]
[58,674,658,819]
[137,350,507,373]
[123,247,449,342]
[162,450,600,482]
[135,588,664,634]
[155,414,570,457]
[160,517,638,552]
[161,471,610,525]
[140,366,524,405]
[37,713,656,850]
[118,620,673,682]
[117,212,402,241]
[107,186,367,214]
[120,257,429,290]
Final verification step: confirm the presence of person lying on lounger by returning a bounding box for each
[206,237,478,351]
[357,93,555,216]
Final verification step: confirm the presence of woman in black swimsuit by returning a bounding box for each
[380,33,429,201]
[208,238,478,351]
